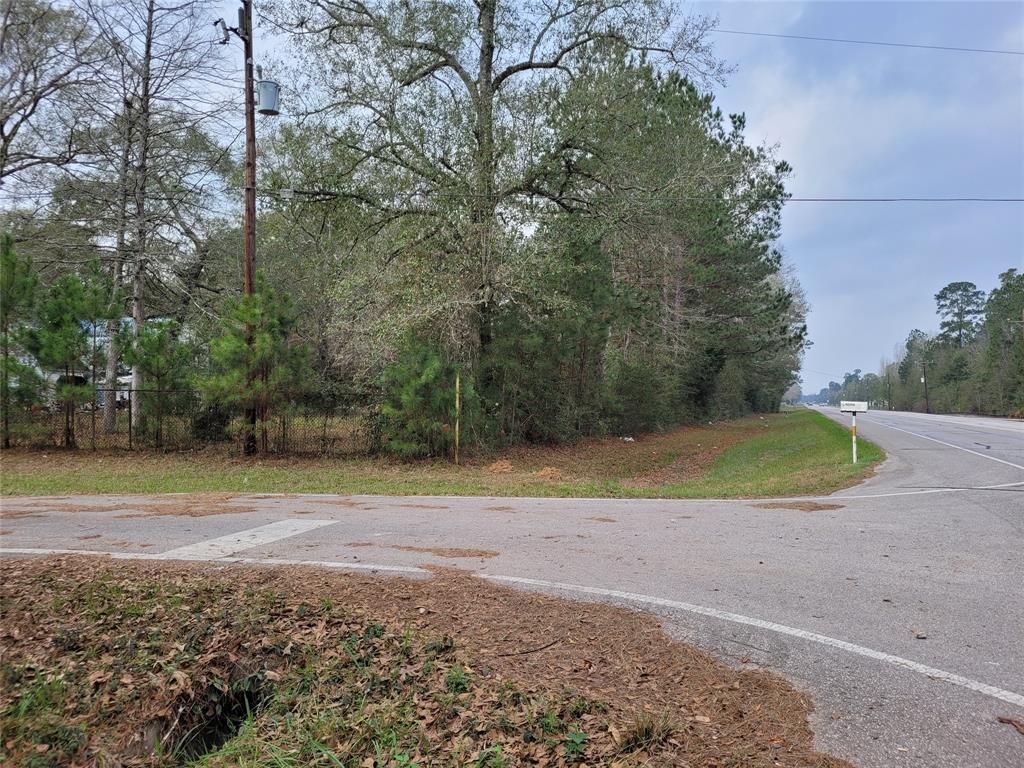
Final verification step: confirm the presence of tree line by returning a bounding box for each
[812,274,1024,417]
[1,0,807,456]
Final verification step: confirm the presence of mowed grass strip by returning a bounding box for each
[0,409,881,498]
[663,409,884,498]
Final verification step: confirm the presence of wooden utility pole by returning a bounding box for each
[216,0,278,455]
[240,0,258,455]
[241,0,256,297]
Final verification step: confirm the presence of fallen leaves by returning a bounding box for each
[753,502,845,512]
[0,556,853,768]
[997,716,1024,736]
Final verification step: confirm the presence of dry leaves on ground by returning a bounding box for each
[0,556,851,768]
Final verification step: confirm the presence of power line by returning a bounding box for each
[782,197,1022,203]
[265,189,1024,204]
[5,192,1020,206]
[712,29,1024,56]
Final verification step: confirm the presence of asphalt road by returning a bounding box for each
[2,407,1022,767]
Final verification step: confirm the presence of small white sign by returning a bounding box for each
[840,400,868,413]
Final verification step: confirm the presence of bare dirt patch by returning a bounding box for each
[390,545,499,559]
[76,534,102,540]
[485,459,514,474]
[0,509,42,519]
[303,497,368,508]
[0,556,850,767]
[249,495,370,507]
[533,466,565,480]
[9,493,258,518]
[754,502,845,512]
[341,542,498,558]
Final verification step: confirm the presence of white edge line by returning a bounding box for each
[859,418,1024,471]
[840,408,1024,434]
[481,574,1024,709]
[2,546,1021,710]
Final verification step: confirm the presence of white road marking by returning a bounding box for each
[860,418,1024,471]
[156,519,337,560]
[862,410,1024,435]
[482,574,1024,709]
[2,545,1021,709]
[821,479,1024,501]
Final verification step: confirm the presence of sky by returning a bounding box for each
[691,0,1024,394]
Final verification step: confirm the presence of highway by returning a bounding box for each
[2,408,1022,766]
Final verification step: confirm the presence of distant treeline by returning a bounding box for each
[812,273,1024,417]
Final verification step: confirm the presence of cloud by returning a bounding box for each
[693,2,1024,391]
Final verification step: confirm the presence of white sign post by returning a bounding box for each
[839,401,868,464]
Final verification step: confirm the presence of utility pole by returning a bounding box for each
[216,2,279,455]
[240,0,258,456]
[886,372,892,411]
[241,0,256,297]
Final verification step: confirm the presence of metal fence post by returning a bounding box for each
[128,389,133,451]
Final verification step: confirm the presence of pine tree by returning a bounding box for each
[200,273,309,454]
[26,275,91,448]
[712,359,748,420]
[935,282,985,347]
[379,339,474,458]
[80,260,121,447]
[123,320,191,447]
[0,235,39,448]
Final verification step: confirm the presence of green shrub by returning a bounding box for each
[711,359,748,419]
[379,339,476,459]
[603,356,676,434]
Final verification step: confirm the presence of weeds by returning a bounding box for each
[445,663,471,693]
[619,711,676,752]
[565,729,588,758]
[0,567,616,768]
[0,558,850,768]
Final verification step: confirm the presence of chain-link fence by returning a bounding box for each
[1,387,374,456]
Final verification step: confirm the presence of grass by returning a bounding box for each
[660,408,884,498]
[0,558,851,768]
[0,566,603,768]
[0,409,882,499]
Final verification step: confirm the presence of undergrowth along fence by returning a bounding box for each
[1,387,373,456]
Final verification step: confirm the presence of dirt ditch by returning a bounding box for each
[0,556,852,767]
